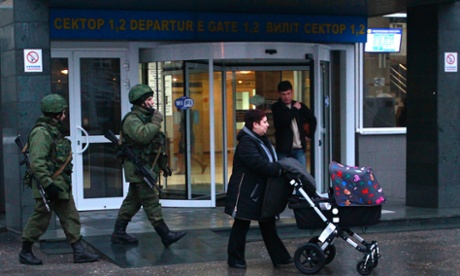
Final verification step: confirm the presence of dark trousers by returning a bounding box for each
[117,182,164,227]
[22,196,81,244]
[227,217,291,265]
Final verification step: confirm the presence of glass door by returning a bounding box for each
[320,61,332,192]
[54,50,128,211]
[184,62,226,202]
[140,42,337,203]
[223,67,314,173]
[142,61,223,207]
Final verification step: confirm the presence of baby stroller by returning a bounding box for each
[279,159,385,275]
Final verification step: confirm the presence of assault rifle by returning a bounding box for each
[105,130,164,197]
[15,135,51,212]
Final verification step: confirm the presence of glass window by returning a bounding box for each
[80,58,122,135]
[80,58,123,199]
[50,58,70,136]
[363,15,407,128]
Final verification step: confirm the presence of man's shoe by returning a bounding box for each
[19,251,43,265]
[228,259,247,269]
[111,219,139,244]
[154,223,186,248]
[71,239,100,263]
[19,241,43,265]
[273,257,294,268]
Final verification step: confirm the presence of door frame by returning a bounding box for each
[140,42,346,201]
[50,41,357,209]
[51,49,130,211]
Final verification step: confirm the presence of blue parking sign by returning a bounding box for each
[175,96,194,110]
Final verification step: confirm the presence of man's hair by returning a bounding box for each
[244,109,266,130]
[278,80,293,92]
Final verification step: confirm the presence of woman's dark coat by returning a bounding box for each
[225,127,282,221]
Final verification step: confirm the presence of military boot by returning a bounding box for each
[71,239,100,263]
[111,219,139,244]
[19,241,43,265]
[154,222,186,248]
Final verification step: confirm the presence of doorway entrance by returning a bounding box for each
[51,50,129,211]
[51,42,344,210]
[140,42,333,207]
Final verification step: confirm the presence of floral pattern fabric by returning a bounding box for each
[329,162,386,206]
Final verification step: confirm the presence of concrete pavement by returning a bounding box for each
[1,227,460,275]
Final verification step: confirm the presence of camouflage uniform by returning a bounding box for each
[116,105,164,225]
[111,84,185,247]
[20,94,99,265]
[22,115,80,243]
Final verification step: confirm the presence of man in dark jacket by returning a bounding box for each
[271,80,317,167]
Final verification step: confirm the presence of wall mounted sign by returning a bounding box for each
[175,96,194,110]
[50,9,367,43]
[24,49,43,72]
[444,52,457,72]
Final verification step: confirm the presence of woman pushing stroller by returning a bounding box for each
[224,109,293,269]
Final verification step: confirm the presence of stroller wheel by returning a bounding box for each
[356,260,374,275]
[294,243,325,274]
[308,236,336,265]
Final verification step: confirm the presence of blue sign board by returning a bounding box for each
[50,9,367,43]
[175,96,194,110]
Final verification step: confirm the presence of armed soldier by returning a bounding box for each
[111,84,186,247]
[19,94,99,265]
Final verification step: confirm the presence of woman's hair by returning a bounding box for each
[244,109,266,130]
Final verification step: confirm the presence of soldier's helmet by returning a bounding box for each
[128,84,154,104]
[40,94,68,114]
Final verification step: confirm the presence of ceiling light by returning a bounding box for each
[383,13,407,18]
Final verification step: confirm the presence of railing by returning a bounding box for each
[390,63,407,95]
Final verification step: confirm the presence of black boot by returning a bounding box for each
[19,241,43,265]
[154,223,186,248]
[71,239,100,263]
[111,219,139,244]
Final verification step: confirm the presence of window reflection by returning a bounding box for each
[80,58,122,135]
[364,15,407,128]
[83,143,123,198]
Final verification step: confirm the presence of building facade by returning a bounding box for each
[1,0,459,233]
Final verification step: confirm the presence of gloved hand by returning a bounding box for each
[151,111,163,126]
[44,183,63,201]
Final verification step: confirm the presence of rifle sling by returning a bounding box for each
[151,150,161,171]
[21,143,28,154]
[22,142,72,181]
[51,152,72,180]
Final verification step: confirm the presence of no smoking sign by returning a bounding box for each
[24,49,43,72]
[444,52,457,72]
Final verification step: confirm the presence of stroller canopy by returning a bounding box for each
[329,162,386,206]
